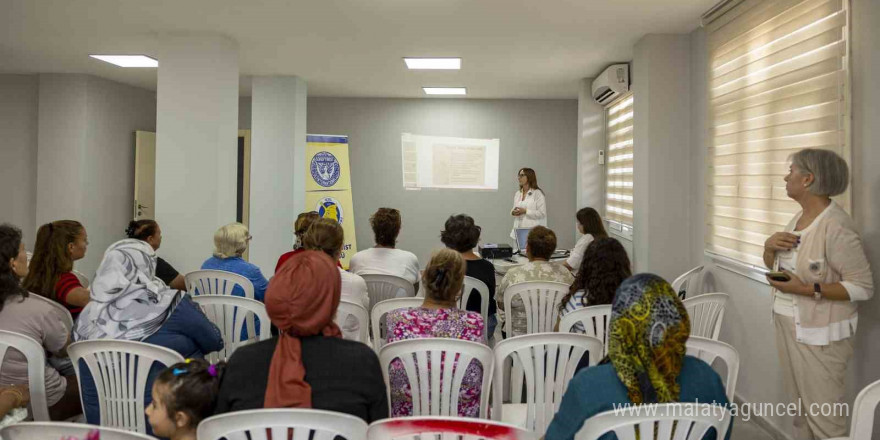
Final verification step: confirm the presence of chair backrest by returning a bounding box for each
[492,333,603,433]
[367,416,539,440]
[336,299,370,344]
[68,339,184,433]
[0,422,155,440]
[361,274,415,311]
[558,304,612,357]
[192,295,270,362]
[574,403,730,440]
[370,297,425,351]
[378,338,495,418]
[184,269,255,299]
[682,292,728,340]
[72,269,90,289]
[685,336,740,402]
[460,276,491,324]
[197,408,368,440]
[846,378,880,440]
[671,265,704,299]
[0,330,49,421]
[26,293,74,333]
[503,282,570,335]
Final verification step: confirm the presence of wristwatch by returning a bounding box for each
[813,283,822,301]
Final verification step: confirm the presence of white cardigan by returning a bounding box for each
[510,188,547,238]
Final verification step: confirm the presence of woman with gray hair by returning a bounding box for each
[763,148,873,439]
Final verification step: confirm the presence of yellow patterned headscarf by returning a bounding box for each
[607,273,690,404]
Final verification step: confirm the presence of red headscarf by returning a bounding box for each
[263,250,342,408]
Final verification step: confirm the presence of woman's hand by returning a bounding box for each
[767,270,809,295]
[512,207,525,216]
[765,232,799,252]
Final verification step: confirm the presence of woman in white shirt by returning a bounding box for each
[563,207,608,272]
[510,168,547,239]
[349,208,420,287]
[303,218,370,340]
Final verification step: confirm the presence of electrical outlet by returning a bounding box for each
[598,150,605,165]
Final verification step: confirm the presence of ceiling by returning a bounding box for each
[0,0,716,99]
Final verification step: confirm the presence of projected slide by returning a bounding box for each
[401,133,500,190]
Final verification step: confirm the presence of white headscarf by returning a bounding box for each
[74,239,179,341]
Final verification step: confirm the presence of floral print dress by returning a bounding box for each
[385,307,485,417]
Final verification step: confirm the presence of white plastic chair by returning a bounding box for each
[68,340,184,433]
[370,297,425,351]
[336,299,371,344]
[574,403,731,440]
[683,292,728,340]
[378,338,495,418]
[185,269,257,337]
[558,304,612,357]
[460,276,491,325]
[0,330,49,421]
[0,422,155,440]
[503,281,570,336]
[492,333,603,433]
[192,295,270,362]
[671,265,704,299]
[197,408,368,440]
[685,336,740,402]
[361,274,415,311]
[367,416,539,440]
[827,378,880,440]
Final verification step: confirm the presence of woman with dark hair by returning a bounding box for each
[23,220,89,317]
[275,211,323,274]
[126,219,186,290]
[440,214,497,339]
[546,274,731,440]
[349,207,420,286]
[0,223,82,421]
[510,167,546,239]
[562,207,608,272]
[558,237,631,333]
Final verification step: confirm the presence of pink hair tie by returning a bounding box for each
[208,364,218,377]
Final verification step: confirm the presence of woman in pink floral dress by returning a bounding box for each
[385,248,485,417]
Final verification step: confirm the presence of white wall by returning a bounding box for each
[0,75,39,241]
[576,78,607,244]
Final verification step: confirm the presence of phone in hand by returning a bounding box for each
[767,271,791,282]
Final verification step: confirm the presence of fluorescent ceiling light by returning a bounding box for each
[90,55,158,67]
[423,87,467,95]
[405,58,461,70]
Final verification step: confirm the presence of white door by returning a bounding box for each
[134,131,156,220]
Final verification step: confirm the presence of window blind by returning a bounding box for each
[606,93,635,228]
[705,0,849,267]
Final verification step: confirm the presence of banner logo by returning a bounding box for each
[316,197,344,225]
[310,151,341,187]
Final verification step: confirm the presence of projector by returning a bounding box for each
[479,244,513,260]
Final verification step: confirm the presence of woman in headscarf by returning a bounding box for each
[214,250,388,422]
[545,274,731,440]
[74,238,223,432]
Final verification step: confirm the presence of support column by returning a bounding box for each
[248,76,307,273]
[155,34,239,273]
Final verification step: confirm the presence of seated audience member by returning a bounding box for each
[349,208,420,287]
[558,237,631,333]
[563,207,608,272]
[23,220,90,318]
[0,224,81,420]
[545,274,731,440]
[214,251,387,421]
[202,222,269,335]
[275,211,319,274]
[146,359,225,440]
[0,385,30,428]
[302,218,370,340]
[126,219,186,291]
[74,238,223,432]
[495,226,574,337]
[440,214,497,338]
[386,248,485,417]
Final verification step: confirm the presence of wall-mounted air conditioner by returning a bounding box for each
[591,64,630,105]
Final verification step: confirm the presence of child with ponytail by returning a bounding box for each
[145,359,225,440]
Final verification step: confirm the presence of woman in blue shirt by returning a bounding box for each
[546,273,732,440]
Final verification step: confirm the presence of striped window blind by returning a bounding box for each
[605,93,635,230]
[704,0,850,266]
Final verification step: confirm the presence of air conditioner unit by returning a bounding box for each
[591,64,630,105]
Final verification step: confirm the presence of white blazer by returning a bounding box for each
[510,188,547,238]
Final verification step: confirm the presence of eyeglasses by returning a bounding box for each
[517,173,526,177]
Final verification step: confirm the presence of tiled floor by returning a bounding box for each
[731,418,777,440]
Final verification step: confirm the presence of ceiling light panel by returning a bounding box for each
[90,55,158,67]
[405,58,461,70]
